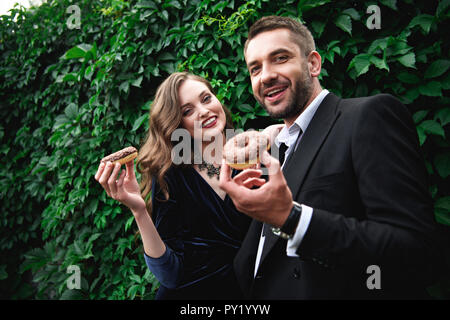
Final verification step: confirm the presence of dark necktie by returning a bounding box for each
[278,142,289,166]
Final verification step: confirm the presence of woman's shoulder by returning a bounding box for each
[152,165,192,196]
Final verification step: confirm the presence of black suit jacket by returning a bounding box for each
[234,93,444,299]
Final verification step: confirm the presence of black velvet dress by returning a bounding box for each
[144,166,251,300]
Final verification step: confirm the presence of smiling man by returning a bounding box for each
[219,16,444,299]
[245,27,318,126]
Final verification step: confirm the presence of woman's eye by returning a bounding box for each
[182,109,192,116]
[202,95,211,103]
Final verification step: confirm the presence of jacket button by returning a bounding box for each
[293,267,301,279]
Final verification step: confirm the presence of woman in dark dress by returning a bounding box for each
[94,72,281,299]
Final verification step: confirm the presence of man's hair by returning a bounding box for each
[244,16,316,57]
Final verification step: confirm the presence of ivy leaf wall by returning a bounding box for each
[0,0,448,299]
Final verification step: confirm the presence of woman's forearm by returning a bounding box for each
[132,207,166,258]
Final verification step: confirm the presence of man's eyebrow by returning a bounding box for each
[246,48,292,69]
[181,90,208,108]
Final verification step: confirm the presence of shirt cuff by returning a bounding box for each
[286,204,313,257]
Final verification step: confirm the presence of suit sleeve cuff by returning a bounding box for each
[286,204,313,257]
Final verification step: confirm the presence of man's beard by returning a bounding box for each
[259,70,313,120]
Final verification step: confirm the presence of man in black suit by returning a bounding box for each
[219,16,443,299]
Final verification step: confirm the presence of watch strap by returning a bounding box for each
[271,201,302,239]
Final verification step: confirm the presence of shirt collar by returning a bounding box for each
[275,89,329,147]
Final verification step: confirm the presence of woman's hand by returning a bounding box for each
[95,160,166,258]
[95,161,146,215]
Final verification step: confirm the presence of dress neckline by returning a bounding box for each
[190,166,231,204]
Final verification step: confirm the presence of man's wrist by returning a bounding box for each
[281,201,302,234]
[272,201,302,239]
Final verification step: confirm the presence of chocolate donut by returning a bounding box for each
[101,146,138,165]
[223,131,270,169]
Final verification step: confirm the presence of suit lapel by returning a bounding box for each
[284,92,341,199]
[259,93,341,266]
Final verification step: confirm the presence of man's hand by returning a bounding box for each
[261,123,284,146]
[219,150,293,227]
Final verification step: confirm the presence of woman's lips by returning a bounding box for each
[202,116,217,128]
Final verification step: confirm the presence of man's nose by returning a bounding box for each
[260,64,277,84]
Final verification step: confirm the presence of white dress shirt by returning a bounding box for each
[254,89,329,277]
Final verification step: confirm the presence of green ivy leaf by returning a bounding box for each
[62,73,79,82]
[368,38,389,55]
[342,8,361,21]
[297,0,332,12]
[0,265,8,280]
[435,196,450,213]
[397,52,416,68]
[131,114,148,132]
[396,72,420,84]
[434,152,450,178]
[370,56,389,71]
[413,110,429,124]
[236,83,247,97]
[348,54,371,76]
[311,20,326,38]
[435,196,450,226]
[380,0,398,10]
[124,216,134,232]
[442,73,450,90]
[436,0,450,17]
[62,44,93,60]
[62,47,86,60]
[158,52,176,61]
[64,103,78,120]
[418,81,442,97]
[404,88,420,103]
[424,59,450,79]
[160,10,169,23]
[408,14,435,34]
[129,274,141,283]
[135,1,158,10]
[131,76,143,88]
[119,81,130,94]
[418,119,445,138]
[60,289,85,300]
[237,104,254,113]
[334,14,352,35]
[127,284,140,299]
[85,199,99,217]
[84,65,95,81]
[416,126,426,146]
[435,107,450,126]
[217,63,228,76]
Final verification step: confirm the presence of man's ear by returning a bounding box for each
[307,51,322,78]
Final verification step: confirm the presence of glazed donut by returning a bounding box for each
[223,131,270,169]
[101,146,138,165]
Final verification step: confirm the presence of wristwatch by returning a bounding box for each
[271,201,302,240]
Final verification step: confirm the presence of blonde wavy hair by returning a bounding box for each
[137,72,233,215]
